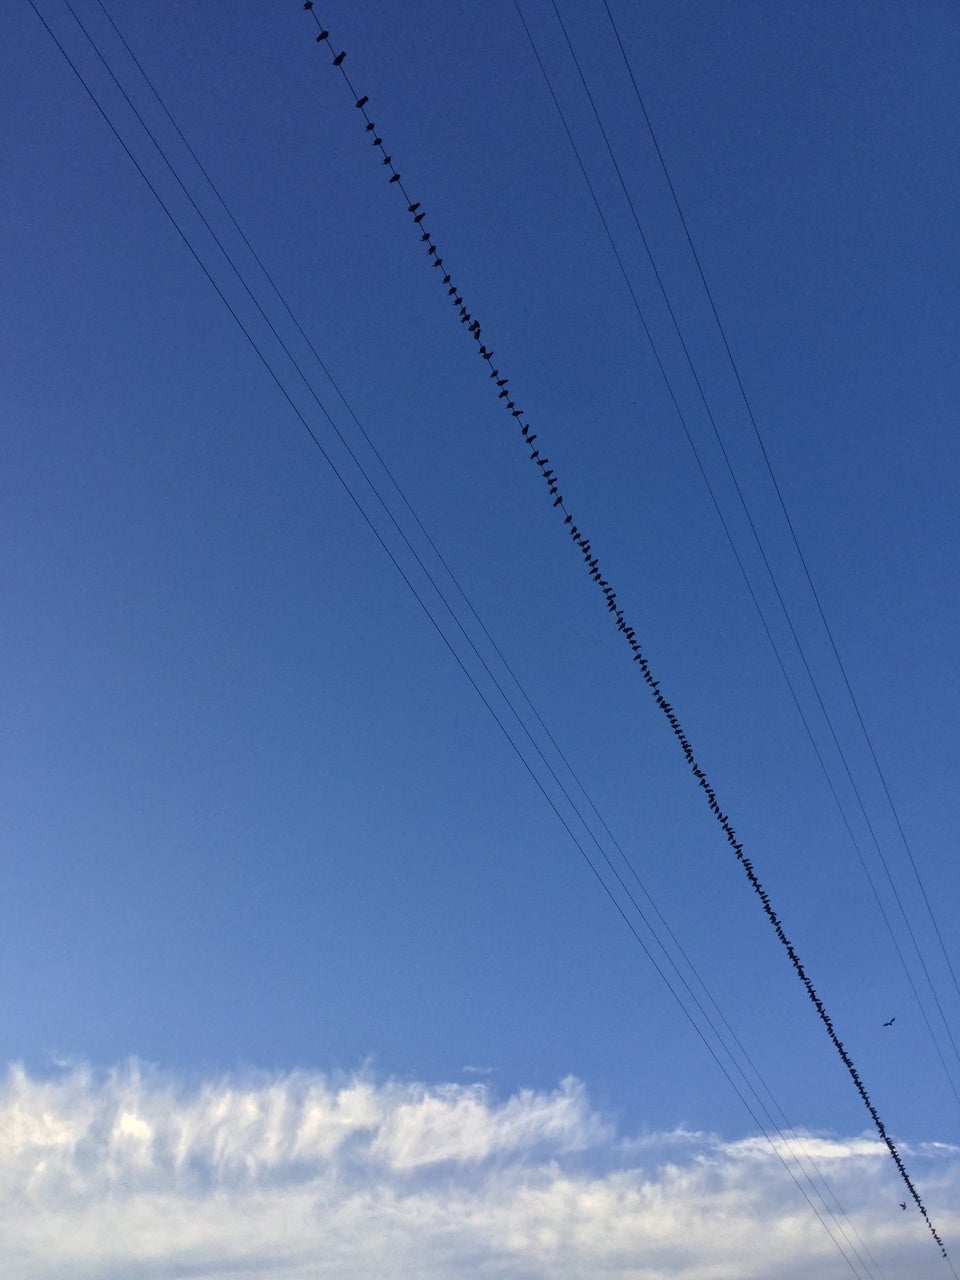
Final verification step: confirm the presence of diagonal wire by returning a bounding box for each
[297,3,955,1261]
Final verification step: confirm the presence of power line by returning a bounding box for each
[298,3,954,1261]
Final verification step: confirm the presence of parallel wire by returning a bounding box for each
[298,3,954,1262]
[600,0,960,1016]
[30,3,888,1272]
[545,0,960,1093]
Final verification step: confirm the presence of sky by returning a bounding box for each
[2,1,959,1276]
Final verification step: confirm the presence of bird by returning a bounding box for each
[883,1017,896,1027]
[900,1202,907,1211]
[355,96,369,109]
[332,50,346,66]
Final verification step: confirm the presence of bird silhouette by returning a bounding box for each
[883,1017,895,1027]
[332,50,346,66]
[900,1202,907,1211]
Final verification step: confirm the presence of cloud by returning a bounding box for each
[2,1061,957,1279]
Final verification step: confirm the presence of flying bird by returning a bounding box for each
[900,1202,907,1211]
[883,1017,895,1027]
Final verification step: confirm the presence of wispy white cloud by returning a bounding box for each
[2,1061,957,1279]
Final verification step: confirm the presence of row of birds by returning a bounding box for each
[308,12,919,1228]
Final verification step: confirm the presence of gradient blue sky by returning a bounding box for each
[3,2,959,1275]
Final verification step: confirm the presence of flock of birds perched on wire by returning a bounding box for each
[300,1,948,1261]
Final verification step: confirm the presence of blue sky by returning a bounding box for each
[3,1,959,1275]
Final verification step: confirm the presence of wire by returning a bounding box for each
[298,3,954,1261]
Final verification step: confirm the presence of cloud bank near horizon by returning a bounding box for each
[3,1061,957,1280]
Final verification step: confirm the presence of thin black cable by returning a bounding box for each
[31,7,885,1273]
[63,9,882,1269]
[601,0,960,1012]
[543,0,960,1099]
[300,5,953,1261]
